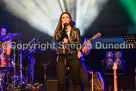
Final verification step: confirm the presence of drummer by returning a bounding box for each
[0,25,11,66]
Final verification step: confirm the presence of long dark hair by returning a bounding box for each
[53,12,74,40]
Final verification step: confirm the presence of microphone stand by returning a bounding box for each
[63,26,68,91]
[18,40,23,88]
[12,48,16,90]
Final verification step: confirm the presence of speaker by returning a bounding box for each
[47,80,58,91]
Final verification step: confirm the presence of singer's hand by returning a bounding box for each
[62,21,67,29]
[62,23,64,29]
[63,38,68,43]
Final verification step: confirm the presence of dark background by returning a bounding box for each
[0,0,135,91]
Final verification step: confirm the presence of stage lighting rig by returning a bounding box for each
[102,51,125,74]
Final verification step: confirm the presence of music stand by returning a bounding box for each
[32,51,52,91]
[123,34,136,49]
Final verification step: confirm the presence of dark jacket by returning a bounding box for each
[55,27,81,54]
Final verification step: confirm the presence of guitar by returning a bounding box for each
[77,33,101,58]
[113,62,118,91]
[77,32,101,51]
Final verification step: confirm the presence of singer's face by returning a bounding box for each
[61,14,71,25]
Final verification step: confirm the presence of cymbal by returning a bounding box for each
[0,33,22,41]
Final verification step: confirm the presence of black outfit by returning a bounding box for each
[55,27,80,55]
[54,27,81,91]
[80,36,90,91]
[68,36,90,91]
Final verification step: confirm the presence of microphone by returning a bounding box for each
[64,23,67,28]
[63,22,68,38]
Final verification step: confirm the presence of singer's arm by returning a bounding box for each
[55,29,65,42]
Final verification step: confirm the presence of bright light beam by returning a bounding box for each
[76,0,108,35]
[2,0,108,37]
[2,0,62,37]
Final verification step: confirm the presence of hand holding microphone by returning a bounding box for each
[62,21,68,39]
[62,21,67,29]
[64,23,67,28]
[63,38,68,44]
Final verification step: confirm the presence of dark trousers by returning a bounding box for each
[80,63,90,91]
[57,54,81,91]
[68,63,90,91]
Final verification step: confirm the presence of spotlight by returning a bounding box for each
[1,0,108,36]
[106,59,113,66]
[115,58,122,66]
[106,51,113,59]
[102,50,125,74]
[114,51,121,59]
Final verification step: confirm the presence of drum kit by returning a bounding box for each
[0,33,37,90]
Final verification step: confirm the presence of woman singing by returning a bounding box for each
[54,12,81,91]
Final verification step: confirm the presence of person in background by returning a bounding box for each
[0,25,11,65]
[67,21,91,91]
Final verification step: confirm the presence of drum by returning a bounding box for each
[0,58,13,70]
